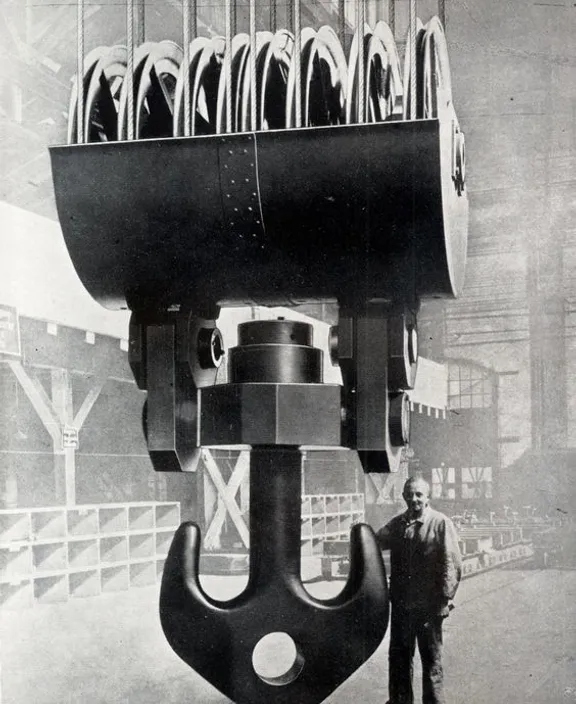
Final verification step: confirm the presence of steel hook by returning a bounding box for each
[160,447,389,704]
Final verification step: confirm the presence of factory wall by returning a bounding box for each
[420,250,531,471]
[563,244,576,447]
[0,314,175,510]
[408,404,499,517]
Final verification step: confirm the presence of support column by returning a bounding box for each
[528,25,567,453]
[51,370,75,505]
[529,258,567,451]
[8,361,104,507]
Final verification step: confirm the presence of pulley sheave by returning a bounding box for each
[135,41,182,139]
[67,46,109,144]
[216,33,251,133]
[260,29,293,130]
[55,16,468,309]
[173,37,213,136]
[68,45,127,143]
[239,31,274,132]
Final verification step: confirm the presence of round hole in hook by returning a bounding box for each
[252,632,304,686]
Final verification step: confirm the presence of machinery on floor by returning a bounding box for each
[49,0,468,701]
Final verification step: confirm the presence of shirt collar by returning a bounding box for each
[403,506,431,525]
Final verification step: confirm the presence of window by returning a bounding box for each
[448,363,493,409]
[431,467,456,499]
[461,467,493,499]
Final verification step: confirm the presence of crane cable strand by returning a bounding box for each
[294,0,301,127]
[250,0,257,130]
[357,0,365,123]
[409,0,416,120]
[225,0,233,132]
[76,0,84,143]
[183,0,191,136]
[126,0,135,139]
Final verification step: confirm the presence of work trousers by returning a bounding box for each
[388,606,445,704]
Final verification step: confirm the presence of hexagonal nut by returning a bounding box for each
[199,383,342,447]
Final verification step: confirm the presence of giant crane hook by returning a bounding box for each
[50,0,468,701]
[161,449,388,704]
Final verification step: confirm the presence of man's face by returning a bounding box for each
[403,481,430,517]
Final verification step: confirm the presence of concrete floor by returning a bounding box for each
[2,567,575,704]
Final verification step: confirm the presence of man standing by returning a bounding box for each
[377,476,462,704]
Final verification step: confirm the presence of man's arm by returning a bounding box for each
[376,523,393,551]
[440,517,463,601]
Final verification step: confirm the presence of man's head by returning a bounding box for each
[402,476,430,518]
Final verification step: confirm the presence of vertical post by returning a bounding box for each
[239,451,250,514]
[528,46,566,454]
[51,370,76,506]
[203,467,219,546]
[76,0,84,143]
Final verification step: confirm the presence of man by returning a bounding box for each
[377,476,462,704]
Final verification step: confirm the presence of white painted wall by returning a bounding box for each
[0,200,130,339]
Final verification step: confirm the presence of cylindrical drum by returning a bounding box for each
[237,320,313,347]
[229,320,323,384]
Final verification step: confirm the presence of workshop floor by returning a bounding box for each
[2,567,575,704]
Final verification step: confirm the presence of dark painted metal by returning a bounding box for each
[238,319,313,346]
[230,344,323,383]
[131,310,220,472]
[387,309,418,391]
[230,320,322,384]
[199,382,342,446]
[49,89,467,702]
[337,304,405,473]
[202,321,338,445]
[49,119,468,313]
[160,447,389,704]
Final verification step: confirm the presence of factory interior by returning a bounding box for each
[1,0,575,702]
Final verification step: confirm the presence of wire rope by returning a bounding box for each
[76,0,84,143]
[126,0,135,139]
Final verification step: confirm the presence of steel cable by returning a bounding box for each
[293,0,301,127]
[126,0,135,139]
[439,0,446,29]
[250,0,257,130]
[71,2,428,141]
[409,0,416,119]
[338,0,345,47]
[76,0,84,143]
[225,0,233,132]
[356,0,365,122]
[183,0,191,136]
